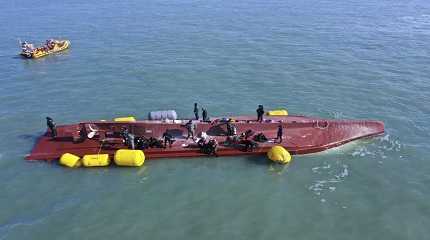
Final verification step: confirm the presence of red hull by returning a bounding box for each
[26,115,384,161]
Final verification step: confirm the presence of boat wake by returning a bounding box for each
[308,162,349,203]
[308,133,402,203]
[312,133,401,160]
[350,134,402,162]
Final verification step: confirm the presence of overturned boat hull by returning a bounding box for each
[26,115,384,161]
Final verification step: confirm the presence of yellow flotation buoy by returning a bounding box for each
[267,146,292,164]
[267,109,288,116]
[82,154,110,167]
[114,149,145,167]
[59,153,81,168]
[114,116,136,122]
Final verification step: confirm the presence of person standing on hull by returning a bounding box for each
[226,119,237,136]
[46,117,57,138]
[163,130,173,148]
[277,124,283,143]
[202,108,209,122]
[183,120,196,140]
[194,103,199,120]
[256,105,265,122]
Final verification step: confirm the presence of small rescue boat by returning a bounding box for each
[26,109,384,162]
[20,39,70,59]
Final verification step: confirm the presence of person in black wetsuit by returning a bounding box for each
[256,105,264,122]
[243,139,257,152]
[277,124,283,143]
[207,139,218,157]
[162,130,174,148]
[194,103,199,120]
[46,117,57,138]
[202,108,209,122]
[121,128,135,149]
[226,120,237,136]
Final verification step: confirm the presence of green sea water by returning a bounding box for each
[1,0,430,239]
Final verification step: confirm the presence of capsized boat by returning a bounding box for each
[20,39,70,59]
[26,110,384,161]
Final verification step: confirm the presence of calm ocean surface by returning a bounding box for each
[1,0,430,239]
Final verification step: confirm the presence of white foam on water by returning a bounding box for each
[308,133,404,204]
[311,164,331,173]
[347,134,402,163]
[268,164,289,175]
[337,165,349,178]
[312,140,365,156]
[400,14,430,26]
[308,163,349,198]
[308,133,402,160]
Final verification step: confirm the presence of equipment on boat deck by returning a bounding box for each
[114,116,136,122]
[267,109,288,116]
[148,110,178,120]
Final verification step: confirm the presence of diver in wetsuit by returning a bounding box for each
[162,131,173,148]
[243,139,257,152]
[256,105,264,122]
[194,103,199,120]
[202,108,209,122]
[207,139,218,157]
[121,128,135,149]
[277,125,283,143]
[46,117,57,138]
[226,120,237,136]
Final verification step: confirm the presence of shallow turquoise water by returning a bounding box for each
[1,0,430,239]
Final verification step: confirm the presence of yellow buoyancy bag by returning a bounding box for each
[82,154,110,167]
[267,109,288,116]
[114,149,145,167]
[114,116,136,122]
[267,146,292,164]
[60,153,81,168]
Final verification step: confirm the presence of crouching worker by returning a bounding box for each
[198,137,218,157]
[241,139,258,152]
[207,139,219,157]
